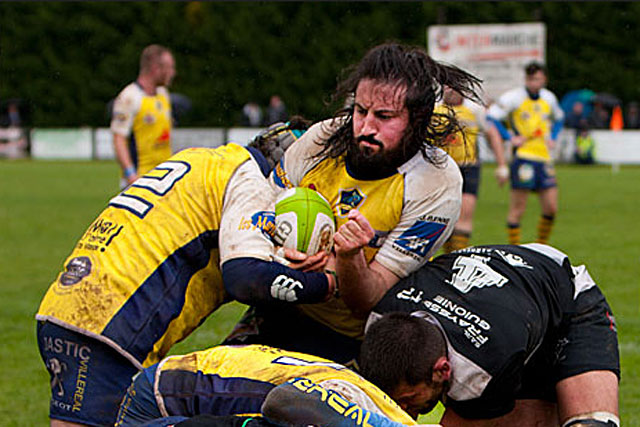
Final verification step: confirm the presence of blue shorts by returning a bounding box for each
[37,321,140,426]
[510,157,557,191]
[459,164,480,196]
[115,364,164,426]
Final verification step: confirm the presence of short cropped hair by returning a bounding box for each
[525,61,546,76]
[140,44,171,73]
[359,312,447,394]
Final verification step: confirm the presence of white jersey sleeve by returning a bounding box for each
[374,151,463,278]
[269,119,339,194]
[487,87,527,121]
[110,83,143,138]
[219,159,276,265]
[540,88,565,122]
[465,99,488,132]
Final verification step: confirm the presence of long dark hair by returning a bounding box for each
[318,42,483,166]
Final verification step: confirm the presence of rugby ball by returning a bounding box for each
[274,187,336,255]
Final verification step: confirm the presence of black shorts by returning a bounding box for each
[517,276,620,401]
[460,164,480,196]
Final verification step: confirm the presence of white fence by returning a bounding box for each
[30,127,263,161]
[27,127,640,164]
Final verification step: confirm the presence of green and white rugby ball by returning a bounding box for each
[274,187,336,255]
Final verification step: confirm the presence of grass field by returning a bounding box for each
[1,159,638,426]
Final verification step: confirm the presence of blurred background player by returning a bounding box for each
[225,42,484,366]
[362,244,619,426]
[35,124,340,427]
[437,87,507,253]
[111,44,176,189]
[574,120,596,165]
[487,62,564,245]
[114,344,416,427]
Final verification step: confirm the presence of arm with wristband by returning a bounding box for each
[222,257,336,304]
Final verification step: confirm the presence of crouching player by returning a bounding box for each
[113,344,424,427]
[35,121,339,427]
[359,243,620,426]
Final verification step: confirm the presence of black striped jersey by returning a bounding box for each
[369,243,601,418]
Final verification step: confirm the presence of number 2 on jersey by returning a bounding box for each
[109,161,191,218]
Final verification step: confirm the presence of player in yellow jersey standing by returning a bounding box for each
[111,44,176,189]
[487,62,565,245]
[438,87,507,253]
[35,125,339,427]
[225,43,484,366]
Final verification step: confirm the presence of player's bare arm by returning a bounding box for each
[113,133,139,184]
[485,125,509,187]
[334,209,400,315]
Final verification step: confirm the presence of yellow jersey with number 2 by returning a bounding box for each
[37,144,276,368]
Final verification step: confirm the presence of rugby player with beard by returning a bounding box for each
[224,42,484,367]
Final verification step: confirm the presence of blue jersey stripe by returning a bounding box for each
[102,230,219,363]
[159,370,275,416]
[129,133,139,169]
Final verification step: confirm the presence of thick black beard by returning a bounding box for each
[346,137,414,179]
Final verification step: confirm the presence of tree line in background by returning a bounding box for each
[1,2,639,127]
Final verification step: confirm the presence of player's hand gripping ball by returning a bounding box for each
[274,187,336,255]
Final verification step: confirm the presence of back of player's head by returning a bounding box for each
[525,61,546,76]
[140,44,172,73]
[248,115,311,172]
[359,312,447,394]
[323,42,483,165]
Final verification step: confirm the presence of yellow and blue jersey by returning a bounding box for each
[436,100,486,166]
[488,87,564,162]
[270,119,462,338]
[37,144,276,368]
[111,83,173,176]
[154,345,416,425]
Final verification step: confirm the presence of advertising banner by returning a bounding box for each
[428,22,546,102]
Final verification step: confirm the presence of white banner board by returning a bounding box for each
[428,23,546,102]
[172,128,226,152]
[30,128,93,159]
[227,127,264,147]
[91,128,228,160]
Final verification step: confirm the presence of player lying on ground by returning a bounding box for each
[113,344,432,427]
[360,243,619,426]
[35,120,340,427]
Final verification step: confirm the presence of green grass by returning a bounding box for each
[1,160,638,425]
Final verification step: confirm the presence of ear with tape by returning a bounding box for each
[249,116,310,170]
